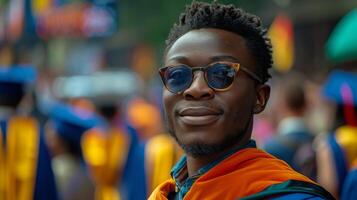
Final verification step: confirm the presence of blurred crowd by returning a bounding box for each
[1,0,357,200]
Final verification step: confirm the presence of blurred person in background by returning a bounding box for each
[315,71,357,199]
[124,96,183,199]
[144,122,183,197]
[126,97,164,141]
[82,94,181,200]
[87,96,145,200]
[45,103,102,200]
[316,8,357,199]
[0,66,58,200]
[51,70,180,199]
[264,73,316,180]
[125,98,182,199]
[149,1,334,199]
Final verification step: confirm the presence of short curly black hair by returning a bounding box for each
[165,1,273,83]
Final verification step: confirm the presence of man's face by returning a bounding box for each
[163,28,267,157]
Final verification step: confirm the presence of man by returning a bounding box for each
[264,73,316,180]
[0,66,58,200]
[318,7,357,199]
[83,95,145,200]
[315,70,357,199]
[149,2,334,199]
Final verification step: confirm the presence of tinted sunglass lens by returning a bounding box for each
[164,66,192,93]
[207,63,235,89]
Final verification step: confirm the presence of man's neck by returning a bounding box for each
[184,115,255,177]
[185,137,251,177]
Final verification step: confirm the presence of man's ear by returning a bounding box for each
[253,84,270,114]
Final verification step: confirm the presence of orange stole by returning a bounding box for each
[149,148,315,200]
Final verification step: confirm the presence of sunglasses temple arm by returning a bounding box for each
[240,67,263,83]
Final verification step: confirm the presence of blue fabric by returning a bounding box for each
[50,103,103,129]
[341,168,357,200]
[0,65,36,83]
[50,103,103,146]
[322,70,357,105]
[0,66,36,97]
[0,119,7,146]
[271,193,325,200]
[34,130,59,200]
[264,137,295,168]
[264,131,313,171]
[120,124,147,200]
[0,82,24,97]
[327,133,348,194]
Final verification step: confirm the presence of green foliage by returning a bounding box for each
[118,0,260,48]
[0,0,8,7]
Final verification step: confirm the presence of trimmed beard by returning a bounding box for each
[166,114,253,158]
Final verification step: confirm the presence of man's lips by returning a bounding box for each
[178,107,223,116]
[178,107,223,126]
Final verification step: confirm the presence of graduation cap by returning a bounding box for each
[0,66,37,107]
[322,70,357,106]
[50,103,104,151]
[0,65,37,84]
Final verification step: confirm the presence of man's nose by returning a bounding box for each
[183,71,214,100]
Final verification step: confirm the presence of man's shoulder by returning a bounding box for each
[240,180,335,200]
[269,193,327,200]
[229,147,297,171]
[241,192,329,200]
[217,150,334,199]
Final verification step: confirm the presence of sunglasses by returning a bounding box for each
[159,61,262,94]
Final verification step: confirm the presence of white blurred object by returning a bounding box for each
[53,71,138,99]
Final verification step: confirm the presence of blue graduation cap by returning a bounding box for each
[0,65,37,83]
[50,103,103,149]
[322,70,357,105]
[0,65,37,97]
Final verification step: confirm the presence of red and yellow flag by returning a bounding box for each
[268,14,294,73]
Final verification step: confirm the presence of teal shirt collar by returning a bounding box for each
[171,140,257,199]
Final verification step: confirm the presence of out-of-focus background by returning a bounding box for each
[1,0,357,200]
[1,0,356,132]
[0,0,355,113]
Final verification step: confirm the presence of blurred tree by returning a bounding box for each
[118,0,263,65]
[0,0,8,7]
